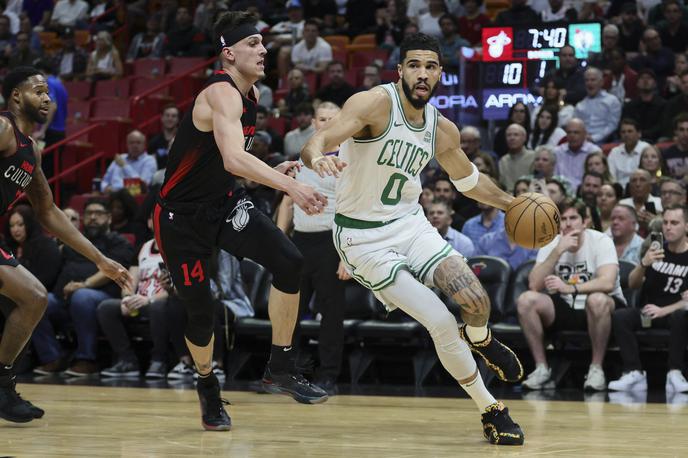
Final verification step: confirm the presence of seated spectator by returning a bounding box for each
[31,198,134,376]
[277,68,312,118]
[554,118,602,190]
[498,124,535,191]
[476,222,538,270]
[433,175,470,227]
[517,198,626,390]
[525,146,572,195]
[427,199,475,257]
[256,105,284,153]
[662,113,688,180]
[610,206,688,393]
[255,79,273,109]
[529,106,567,149]
[584,151,614,185]
[472,151,499,181]
[658,0,688,53]
[639,145,668,194]
[101,130,158,194]
[18,15,42,56]
[358,64,382,91]
[375,0,408,50]
[315,61,356,108]
[598,183,621,233]
[608,119,651,188]
[417,0,446,38]
[543,45,586,105]
[385,22,419,70]
[98,218,171,378]
[621,68,666,143]
[62,207,81,231]
[603,47,638,103]
[266,0,305,52]
[4,206,61,291]
[630,28,675,88]
[461,126,498,164]
[532,79,575,129]
[494,0,540,26]
[659,178,687,209]
[588,24,620,70]
[89,0,120,32]
[661,72,688,140]
[8,31,39,67]
[284,102,316,158]
[163,7,209,58]
[462,194,505,247]
[540,0,577,22]
[610,204,644,263]
[126,16,166,62]
[574,67,622,144]
[193,0,228,37]
[108,189,148,247]
[665,52,687,98]
[50,27,88,81]
[436,13,469,71]
[457,0,491,46]
[420,184,435,213]
[148,105,179,169]
[86,31,123,81]
[618,3,644,53]
[578,171,604,208]
[620,169,663,234]
[49,0,89,32]
[546,178,568,205]
[493,102,531,158]
[290,19,332,75]
[513,178,531,197]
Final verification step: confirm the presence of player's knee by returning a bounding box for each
[585,293,613,317]
[271,243,303,294]
[425,309,459,341]
[185,307,215,347]
[28,285,48,317]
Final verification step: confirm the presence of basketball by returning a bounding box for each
[505,192,560,249]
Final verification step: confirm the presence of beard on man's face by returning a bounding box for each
[84,224,108,240]
[401,76,438,109]
[24,101,48,124]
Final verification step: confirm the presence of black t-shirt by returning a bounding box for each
[640,247,688,307]
[661,145,688,180]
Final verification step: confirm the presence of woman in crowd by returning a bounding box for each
[126,16,166,61]
[513,178,531,197]
[639,144,668,195]
[531,78,575,128]
[597,183,621,233]
[472,151,499,181]
[585,152,615,185]
[86,31,123,81]
[493,102,531,157]
[529,105,567,149]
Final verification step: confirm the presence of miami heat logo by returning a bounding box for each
[226,198,254,231]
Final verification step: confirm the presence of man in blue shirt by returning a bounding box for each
[476,229,538,270]
[35,60,68,178]
[101,130,158,193]
[462,202,505,247]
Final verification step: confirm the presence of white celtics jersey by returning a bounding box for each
[335,83,438,222]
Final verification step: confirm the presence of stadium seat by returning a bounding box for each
[380,69,398,83]
[167,57,207,75]
[90,97,130,118]
[332,48,347,66]
[324,35,350,50]
[74,30,91,47]
[349,49,390,69]
[94,79,131,98]
[132,58,166,77]
[351,34,375,46]
[67,99,91,121]
[64,81,92,100]
[130,76,169,96]
[466,256,512,323]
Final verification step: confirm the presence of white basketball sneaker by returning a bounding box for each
[608,370,647,391]
[583,365,606,391]
[521,365,554,390]
[666,370,688,393]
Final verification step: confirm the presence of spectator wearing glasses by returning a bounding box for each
[31,199,134,376]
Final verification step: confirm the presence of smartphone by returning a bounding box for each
[650,232,664,250]
[644,201,657,214]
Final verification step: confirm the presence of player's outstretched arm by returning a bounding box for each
[207,83,326,215]
[435,116,513,211]
[301,89,388,177]
[25,147,132,290]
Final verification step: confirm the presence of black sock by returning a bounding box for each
[269,345,293,373]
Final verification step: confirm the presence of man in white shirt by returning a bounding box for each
[607,119,650,187]
[101,130,158,193]
[517,198,625,391]
[291,19,332,75]
[50,0,89,30]
[574,67,622,143]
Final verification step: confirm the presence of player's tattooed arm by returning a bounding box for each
[433,256,490,326]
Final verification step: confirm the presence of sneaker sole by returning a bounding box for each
[145,373,167,379]
[202,420,232,431]
[63,370,100,377]
[100,372,140,378]
[484,428,525,446]
[0,411,36,423]
[33,369,61,376]
[261,381,329,404]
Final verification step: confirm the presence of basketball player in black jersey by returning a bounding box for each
[154,12,329,431]
[0,67,132,424]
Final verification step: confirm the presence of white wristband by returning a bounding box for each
[450,163,480,192]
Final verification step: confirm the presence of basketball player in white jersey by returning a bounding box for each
[301,33,525,445]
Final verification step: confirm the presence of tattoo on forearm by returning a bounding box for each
[434,256,489,326]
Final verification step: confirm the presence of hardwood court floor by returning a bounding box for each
[1,384,687,457]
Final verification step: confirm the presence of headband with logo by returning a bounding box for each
[219,24,260,52]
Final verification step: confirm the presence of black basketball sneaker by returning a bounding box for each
[459,324,524,382]
[262,367,329,404]
[481,402,525,445]
[0,373,37,423]
[196,373,231,431]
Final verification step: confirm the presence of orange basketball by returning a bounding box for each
[504,192,560,249]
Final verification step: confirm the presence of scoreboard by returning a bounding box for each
[430,22,601,123]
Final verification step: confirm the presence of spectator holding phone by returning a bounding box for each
[609,205,688,393]
[619,169,663,236]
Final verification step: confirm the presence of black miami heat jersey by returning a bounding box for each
[0,111,36,215]
[160,71,257,204]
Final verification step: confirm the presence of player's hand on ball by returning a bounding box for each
[290,182,328,215]
[312,155,346,178]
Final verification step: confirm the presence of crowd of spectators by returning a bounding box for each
[0,0,686,392]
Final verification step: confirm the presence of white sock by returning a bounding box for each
[465,324,488,343]
[460,372,497,412]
